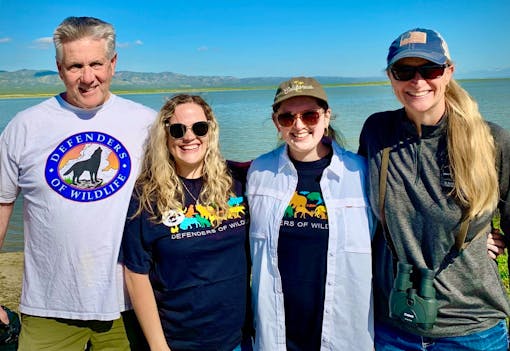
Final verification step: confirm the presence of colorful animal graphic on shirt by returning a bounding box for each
[168,195,246,235]
[196,204,220,227]
[285,191,328,219]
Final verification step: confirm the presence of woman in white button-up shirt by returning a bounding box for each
[247,77,374,350]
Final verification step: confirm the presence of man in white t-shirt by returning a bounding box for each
[0,16,156,350]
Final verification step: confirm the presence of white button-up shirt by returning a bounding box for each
[247,141,374,350]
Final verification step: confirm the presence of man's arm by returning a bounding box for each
[0,202,14,324]
[0,202,14,248]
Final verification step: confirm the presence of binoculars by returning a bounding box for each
[389,262,438,330]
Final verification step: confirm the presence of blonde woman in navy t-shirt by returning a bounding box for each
[121,94,250,351]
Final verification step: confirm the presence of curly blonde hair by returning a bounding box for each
[133,94,233,224]
[445,77,498,219]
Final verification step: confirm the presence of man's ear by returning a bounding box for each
[110,53,118,76]
[56,61,64,80]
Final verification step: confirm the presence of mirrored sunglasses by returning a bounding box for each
[390,64,449,81]
[166,121,209,139]
[276,109,322,128]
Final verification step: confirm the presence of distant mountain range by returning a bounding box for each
[0,68,509,94]
[0,69,384,94]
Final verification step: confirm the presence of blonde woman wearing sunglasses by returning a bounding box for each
[359,28,510,350]
[247,77,374,350]
[121,94,250,351]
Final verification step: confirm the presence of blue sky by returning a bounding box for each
[0,0,508,78]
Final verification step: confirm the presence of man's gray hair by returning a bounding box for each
[53,16,116,62]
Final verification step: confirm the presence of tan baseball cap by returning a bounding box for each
[272,76,328,108]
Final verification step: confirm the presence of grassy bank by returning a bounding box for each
[2,77,508,100]
[0,81,393,99]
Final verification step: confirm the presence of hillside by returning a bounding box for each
[2,68,509,96]
[0,69,385,95]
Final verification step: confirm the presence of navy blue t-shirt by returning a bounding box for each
[278,153,331,351]
[121,174,249,351]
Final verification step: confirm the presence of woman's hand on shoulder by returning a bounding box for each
[487,229,506,260]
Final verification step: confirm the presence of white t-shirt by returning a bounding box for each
[0,94,156,320]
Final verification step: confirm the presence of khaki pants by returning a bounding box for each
[18,314,131,351]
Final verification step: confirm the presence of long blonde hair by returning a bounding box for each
[133,94,233,223]
[445,78,498,219]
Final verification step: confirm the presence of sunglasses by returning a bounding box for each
[390,64,449,81]
[276,109,322,128]
[165,121,209,139]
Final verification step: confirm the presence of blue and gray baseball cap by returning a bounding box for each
[387,28,451,68]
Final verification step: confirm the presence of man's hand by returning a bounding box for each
[487,229,506,260]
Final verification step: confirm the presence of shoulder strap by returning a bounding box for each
[454,216,471,251]
[379,147,390,216]
[378,147,399,259]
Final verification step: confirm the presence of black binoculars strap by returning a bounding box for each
[378,146,476,270]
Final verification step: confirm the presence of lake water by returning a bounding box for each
[1,79,509,252]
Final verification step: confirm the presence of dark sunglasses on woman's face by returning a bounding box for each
[390,63,449,81]
[165,121,209,139]
[276,109,322,128]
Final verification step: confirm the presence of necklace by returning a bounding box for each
[181,179,200,204]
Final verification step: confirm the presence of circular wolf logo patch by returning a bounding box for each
[45,132,131,202]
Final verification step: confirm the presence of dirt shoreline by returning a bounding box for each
[0,252,23,312]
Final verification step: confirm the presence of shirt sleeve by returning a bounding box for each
[491,123,510,237]
[357,120,369,158]
[227,160,252,190]
[0,122,21,202]
[497,142,510,237]
[120,195,153,274]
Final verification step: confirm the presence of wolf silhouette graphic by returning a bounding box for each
[63,147,102,185]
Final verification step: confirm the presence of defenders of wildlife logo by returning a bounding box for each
[45,132,131,202]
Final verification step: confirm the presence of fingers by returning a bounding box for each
[488,233,506,248]
[487,238,505,249]
[0,308,9,325]
[487,244,502,259]
[487,231,506,259]
[487,250,497,260]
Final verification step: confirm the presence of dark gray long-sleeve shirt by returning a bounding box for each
[359,108,510,337]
